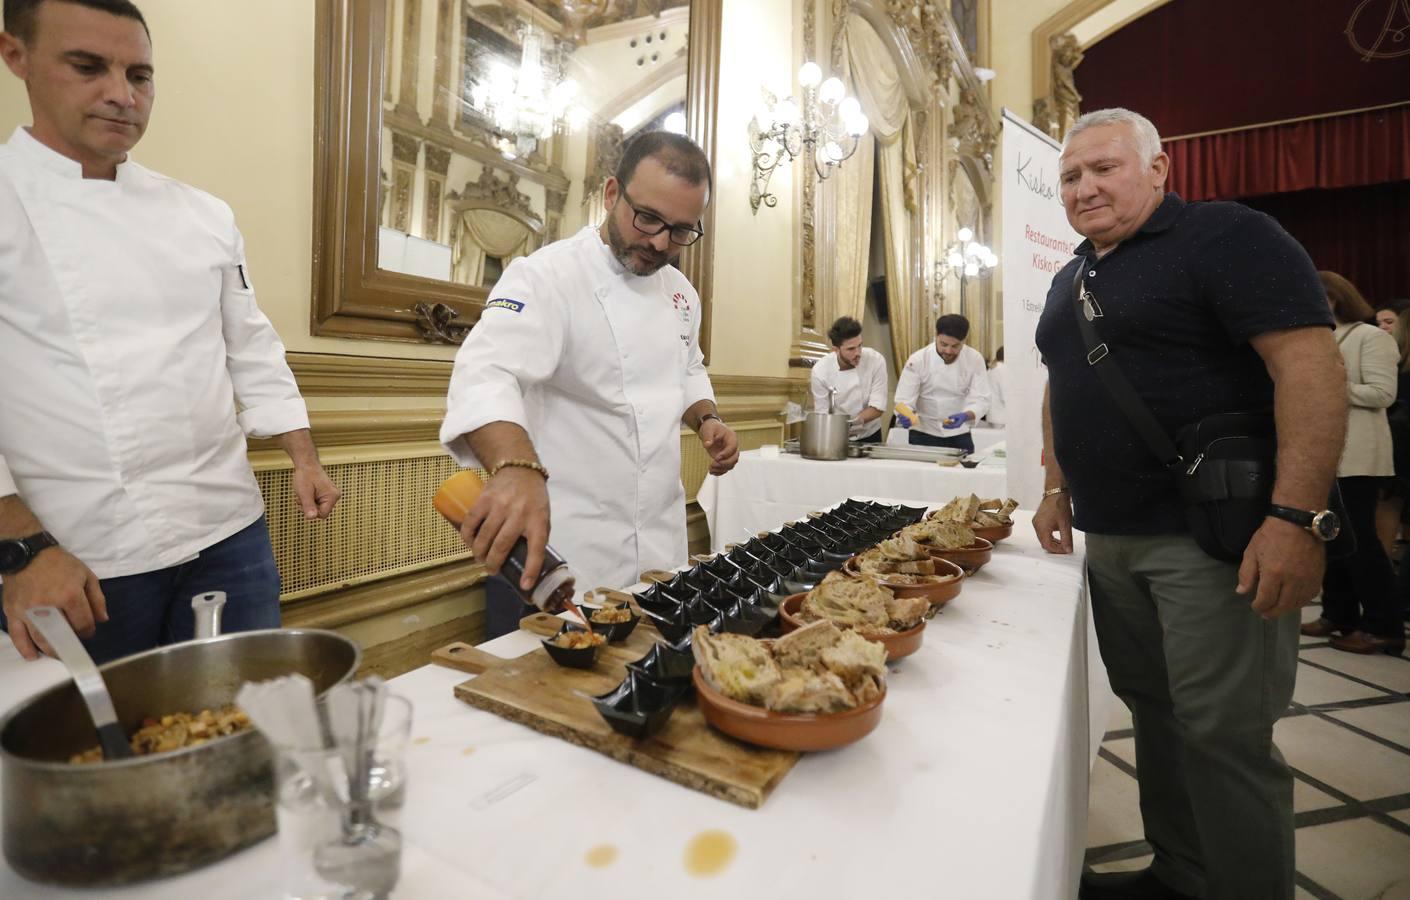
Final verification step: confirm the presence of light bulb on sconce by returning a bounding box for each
[747,60,869,213]
[935,225,999,320]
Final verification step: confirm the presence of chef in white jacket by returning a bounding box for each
[441,133,738,630]
[810,316,888,442]
[0,0,339,663]
[894,314,992,453]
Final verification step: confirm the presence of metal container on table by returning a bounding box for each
[800,411,851,460]
[0,618,361,887]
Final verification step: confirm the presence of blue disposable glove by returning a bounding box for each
[943,412,970,429]
[896,414,913,429]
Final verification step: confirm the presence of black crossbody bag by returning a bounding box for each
[1068,267,1351,562]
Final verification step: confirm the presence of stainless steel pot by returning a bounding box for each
[800,411,851,460]
[0,626,360,886]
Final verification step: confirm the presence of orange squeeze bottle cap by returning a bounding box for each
[434,470,485,528]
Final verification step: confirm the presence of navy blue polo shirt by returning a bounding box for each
[1034,193,1331,535]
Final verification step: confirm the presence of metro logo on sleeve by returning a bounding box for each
[486,298,525,314]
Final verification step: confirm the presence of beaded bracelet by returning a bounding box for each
[488,459,550,481]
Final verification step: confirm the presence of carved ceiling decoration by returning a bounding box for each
[447,167,539,224]
[522,0,688,28]
[880,0,955,93]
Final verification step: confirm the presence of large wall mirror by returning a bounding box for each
[314,0,721,349]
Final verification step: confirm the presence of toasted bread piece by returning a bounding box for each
[764,668,856,714]
[802,576,891,630]
[884,594,930,630]
[691,626,781,704]
[772,619,843,670]
[819,629,888,683]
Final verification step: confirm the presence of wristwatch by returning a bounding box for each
[0,531,60,575]
[699,413,724,427]
[1266,505,1341,542]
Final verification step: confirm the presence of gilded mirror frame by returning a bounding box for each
[312,0,721,354]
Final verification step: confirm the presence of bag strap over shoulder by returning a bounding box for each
[1068,264,1185,471]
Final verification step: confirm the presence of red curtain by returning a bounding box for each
[1237,181,1410,304]
[1165,104,1410,203]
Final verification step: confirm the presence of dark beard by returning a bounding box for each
[606,215,675,276]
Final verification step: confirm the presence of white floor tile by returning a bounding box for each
[1301,604,1324,624]
[1086,756,1145,849]
[1276,715,1410,800]
[1105,701,1132,736]
[1301,647,1410,695]
[1293,777,1342,814]
[1295,819,1410,900]
[1090,853,1152,874]
[1293,663,1388,706]
[1328,702,1410,751]
[1293,887,1316,900]
[1393,811,1410,827]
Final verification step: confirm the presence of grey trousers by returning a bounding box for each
[1086,533,1300,900]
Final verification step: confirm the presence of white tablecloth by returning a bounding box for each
[0,509,1098,900]
[699,449,1008,552]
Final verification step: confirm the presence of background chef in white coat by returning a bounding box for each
[893,314,992,453]
[810,316,888,443]
[0,0,340,664]
[441,132,739,636]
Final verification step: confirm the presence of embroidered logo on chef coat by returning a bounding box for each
[486,298,525,314]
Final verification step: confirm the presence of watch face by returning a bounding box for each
[1312,511,1341,542]
[0,540,27,573]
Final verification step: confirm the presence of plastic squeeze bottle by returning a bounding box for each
[434,470,576,613]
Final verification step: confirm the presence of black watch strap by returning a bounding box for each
[1267,504,1341,542]
[0,531,59,575]
[1266,504,1313,528]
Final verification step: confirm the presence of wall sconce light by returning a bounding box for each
[935,226,998,319]
[748,61,869,213]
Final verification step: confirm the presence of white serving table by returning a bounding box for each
[698,449,1008,552]
[0,510,1098,900]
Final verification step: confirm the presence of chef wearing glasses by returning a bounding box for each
[441,132,739,636]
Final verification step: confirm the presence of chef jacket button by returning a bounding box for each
[1088,270,1096,277]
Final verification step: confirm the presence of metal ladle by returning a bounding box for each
[24,607,132,761]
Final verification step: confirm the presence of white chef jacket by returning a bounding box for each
[809,347,887,439]
[894,343,991,438]
[0,127,309,578]
[985,361,1009,427]
[440,226,716,591]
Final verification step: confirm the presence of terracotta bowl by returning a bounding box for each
[971,522,1013,544]
[777,594,925,662]
[927,537,994,574]
[691,667,886,752]
[841,557,965,607]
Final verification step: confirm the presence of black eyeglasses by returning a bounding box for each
[621,191,704,247]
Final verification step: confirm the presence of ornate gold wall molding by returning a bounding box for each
[394,0,421,118]
[286,352,453,397]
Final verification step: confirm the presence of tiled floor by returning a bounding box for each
[1084,603,1410,899]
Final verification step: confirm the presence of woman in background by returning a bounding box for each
[1303,272,1404,655]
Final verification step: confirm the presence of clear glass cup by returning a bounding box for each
[272,694,414,900]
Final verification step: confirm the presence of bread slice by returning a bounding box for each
[772,619,843,670]
[691,626,781,704]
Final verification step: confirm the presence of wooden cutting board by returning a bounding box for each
[431,611,799,809]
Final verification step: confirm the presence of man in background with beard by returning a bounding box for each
[441,132,738,636]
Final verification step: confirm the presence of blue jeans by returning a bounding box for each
[908,430,975,453]
[0,516,281,665]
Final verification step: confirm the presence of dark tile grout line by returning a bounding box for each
[1295,871,1342,900]
[1284,766,1410,840]
[1097,744,1139,780]
[1296,702,1410,757]
[1297,655,1410,698]
[1294,695,1409,714]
